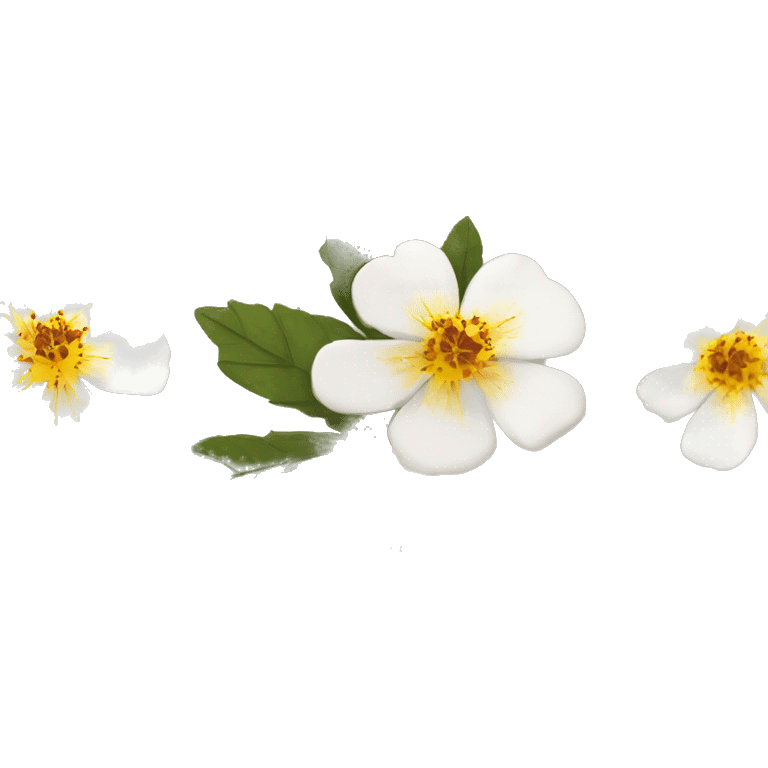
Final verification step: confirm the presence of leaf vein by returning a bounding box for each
[219,361,302,370]
[231,304,248,337]
[271,308,295,365]
[204,311,291,364]
[261,438,294,457]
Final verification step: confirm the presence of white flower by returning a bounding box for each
[637,319,768,470]
[311,240,586,474]
[3,303,171,424]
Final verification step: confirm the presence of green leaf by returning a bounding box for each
[192,430,345,478]
[319,239,390,339]
[195,301,363,431]
[440,216,483,301]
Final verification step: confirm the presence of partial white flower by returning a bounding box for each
[637,319,768,470]
[2,303,171,424]
[311,240,586,475]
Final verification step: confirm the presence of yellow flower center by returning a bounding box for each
[384,304,518,413]
[693,330,768,398]
[11,307,111,420]
[18,310,88,387]
[420,312,498,385]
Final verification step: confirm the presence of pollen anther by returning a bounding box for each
[9,307,111,423]
[694,329,768,403]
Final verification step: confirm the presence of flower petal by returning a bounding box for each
[82,333,171,395]
[684,326,720,356]
[41,378,91,424]
[681,390,757,470]
[60,303,92,331]
[11,363,30,389]
[636,362,710,422]
[484,361,585,451]
[732,318,764,335]
[460,253,585,360]
[753,382,768,415]
[311,339,428,414]
[3,305,35,351]
[351,240,459,340]
[387,379,496,475]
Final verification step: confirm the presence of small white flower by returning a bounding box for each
[637,319,768,470]
[311,240,586,475]
[3,303,171,424]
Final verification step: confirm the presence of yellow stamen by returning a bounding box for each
[9,307,111,423]
[385,303,518,414]
[692,329,768,411]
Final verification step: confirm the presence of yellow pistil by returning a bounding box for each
[385,303,518,413]
[693,329,768,408]
[10,307,111,422]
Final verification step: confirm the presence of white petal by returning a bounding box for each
[732,318,763,334]
[387,379,496,475]
[60,303,92,331]
[3,304,35,345]
[311,339,428,414]
[460,253,585,359]
[636,362,711,422]
[681,390,758,470]
[484,361,585,451]
[684,326,720,356]
[351,240,459,340]
[11,363,30,389]
[83,333,171,395]
[753,383,768,414]
[42,379,91,424]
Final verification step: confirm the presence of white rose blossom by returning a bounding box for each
[311,240,586,475]
[3,303,171,424]
[637,319,768,470]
